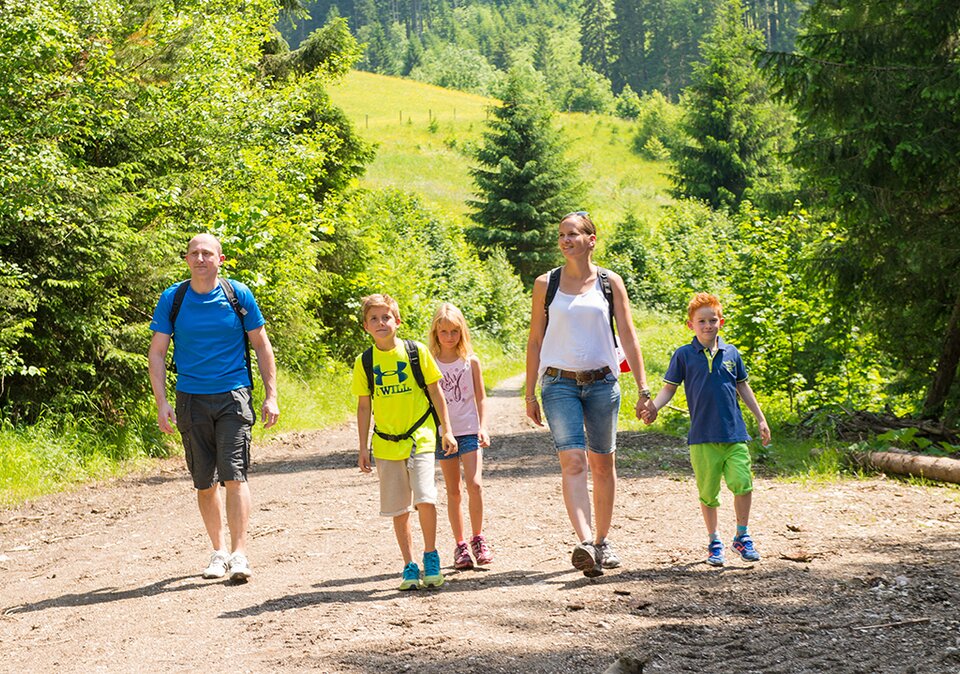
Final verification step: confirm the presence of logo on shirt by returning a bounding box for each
[373,361,413,396]
[373,362,408,385]
[440,369,465,402]
[723,359,736,375]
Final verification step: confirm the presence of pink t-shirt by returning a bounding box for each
[437,357,480,436]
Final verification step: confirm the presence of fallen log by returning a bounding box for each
[862,450,960,484]
[799,407,959,444]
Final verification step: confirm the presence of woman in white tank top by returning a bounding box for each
[524,212,655,577]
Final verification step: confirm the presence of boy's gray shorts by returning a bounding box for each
[175,388,254,489]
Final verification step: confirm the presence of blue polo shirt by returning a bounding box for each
[663,336,750,445]
[150,279,265,394]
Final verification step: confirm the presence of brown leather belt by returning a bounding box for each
[544,366,612,385]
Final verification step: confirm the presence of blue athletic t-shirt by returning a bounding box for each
[663,336,750,445]
[150,279,265,394]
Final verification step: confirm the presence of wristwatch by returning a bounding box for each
[639,388,651,399]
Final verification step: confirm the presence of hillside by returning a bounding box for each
[327,71,673,228]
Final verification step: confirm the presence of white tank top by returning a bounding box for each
[437,357,480,435]
[538,277,619,381]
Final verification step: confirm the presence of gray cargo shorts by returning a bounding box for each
[175,388,254,489]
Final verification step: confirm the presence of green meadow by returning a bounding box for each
[328,70,673,227]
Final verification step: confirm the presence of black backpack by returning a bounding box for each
[361,339,439,443]
[544,266,618,346]
[169,278,253,389]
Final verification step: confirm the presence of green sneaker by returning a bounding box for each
[399,561,421,591]
[422,550,444,588]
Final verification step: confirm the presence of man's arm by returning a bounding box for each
[357,395,372,473]
[247,325,279,428]
[148,332,176,434]
[427,381,458,455]
[736,380,771,445]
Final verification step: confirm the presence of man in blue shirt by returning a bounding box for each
[643,293,769,567]
[148,234,279,582]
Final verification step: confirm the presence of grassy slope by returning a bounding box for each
[328,71,673,227]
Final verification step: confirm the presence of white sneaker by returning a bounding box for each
[228,553,252,582]
[202,550,230,579]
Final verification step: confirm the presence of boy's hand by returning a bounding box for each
[358,448,372,473]
[442,432,458,456]
[639,398,658,425]
[478,428,491,448]
[758,420,771,446]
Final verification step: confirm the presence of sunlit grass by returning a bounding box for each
[0,408,164,506]
[328,70,673,228]
[252,366,355,442]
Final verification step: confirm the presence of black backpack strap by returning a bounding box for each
[597,267,618,347]
[370,340,438,442]
[405,339,439,425]
[167,278,255,388]
[169,281,191,331]
[361,347,374,397]
[167,281,191,373]
[218,278,254,391]
[543,267,562,330]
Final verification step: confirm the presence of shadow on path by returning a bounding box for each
[3,575,209,614]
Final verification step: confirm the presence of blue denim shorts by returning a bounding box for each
[436,433,480,460]
[540,370,621,453]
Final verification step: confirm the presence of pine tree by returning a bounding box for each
[671,0,787,210]
[467,66,586,286]
[765,0,960,420]
[611,0,648,93]
[580,0,613,79]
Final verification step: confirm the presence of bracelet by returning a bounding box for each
[524,396,537,403]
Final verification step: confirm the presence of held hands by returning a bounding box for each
[157,401,177,434]
[638,397,658,425]
[261,396,280,429]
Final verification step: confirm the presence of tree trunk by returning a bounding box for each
[923,288,960,419]
[866,451,960,484]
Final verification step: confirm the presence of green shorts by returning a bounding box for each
[689,442,753,508]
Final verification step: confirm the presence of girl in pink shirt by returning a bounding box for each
[428,303,493,569]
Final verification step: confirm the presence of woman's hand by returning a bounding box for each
[526,398,543,426]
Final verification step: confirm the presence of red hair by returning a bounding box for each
[687,293,723,321]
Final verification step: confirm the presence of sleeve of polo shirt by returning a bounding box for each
[733,349,748,383]
[663,347,684,386]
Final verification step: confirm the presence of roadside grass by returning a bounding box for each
[0,408,165,507]
[328,71,673,227]
[473,334,525,393]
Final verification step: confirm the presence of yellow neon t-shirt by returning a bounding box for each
[351,340,442,460]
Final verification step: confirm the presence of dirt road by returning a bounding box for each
[1,376,959,673]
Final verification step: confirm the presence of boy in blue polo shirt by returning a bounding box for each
[643,293,770,566]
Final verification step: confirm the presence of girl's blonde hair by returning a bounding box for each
[428,302,473,360]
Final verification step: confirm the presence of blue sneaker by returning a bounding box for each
[732,533,761,562]
[707,539,725,567]
[422,550,444,588]
[399,561,421,590]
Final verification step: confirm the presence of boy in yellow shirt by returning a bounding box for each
[352,294,457,589]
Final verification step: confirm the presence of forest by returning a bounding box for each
[2,0,960,502]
